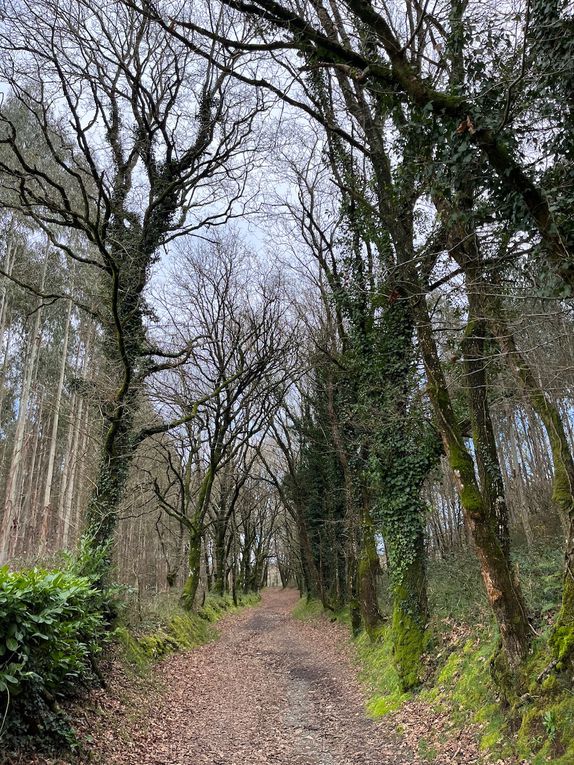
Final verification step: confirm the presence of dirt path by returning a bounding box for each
[92,589,414,765]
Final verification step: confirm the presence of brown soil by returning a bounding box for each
[10,589,516,765]
[90,588,413,764]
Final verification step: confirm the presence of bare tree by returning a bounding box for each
[0,0,266,566]
[146,236,295,607]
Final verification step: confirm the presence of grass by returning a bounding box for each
[292,597,325,621]
[117,591,260,671]
[292,536,571,762]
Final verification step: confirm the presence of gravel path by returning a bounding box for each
[96,589,415,765]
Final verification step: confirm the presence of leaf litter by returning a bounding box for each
[10,589,522,765]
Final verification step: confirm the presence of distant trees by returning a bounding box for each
[143,239,295,607]
[0,0,573,711]
[150,0,574,690]
[0,226,99,561]
[0,0,267,571]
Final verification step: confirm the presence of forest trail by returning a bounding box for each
[91,589,414,765]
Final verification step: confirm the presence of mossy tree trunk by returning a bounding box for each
[181,522,203,611]
[551,552,574,674]
[348,547,362,638]
[373,294,435,689]
[462,289,511,557]
[487,308,574,670]
[428,191,532,675]
[84,406,136,553]
[326,373,382,629]
[83,240,150,579]
[447,191,574,665]
[358,489,383,640]
[413,294,531,671]
[212,519,227,596]
[181,468,214,610]
[390,526,428,691]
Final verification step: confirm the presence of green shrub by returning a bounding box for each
[0,565,106,748]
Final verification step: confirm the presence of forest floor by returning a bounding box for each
[15,588,515,765]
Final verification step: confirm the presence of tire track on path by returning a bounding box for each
[93,589,415,765]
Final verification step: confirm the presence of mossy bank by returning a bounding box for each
[292,541,574,764]
[117,592,260,669]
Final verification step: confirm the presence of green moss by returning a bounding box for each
[477,707,505,750]
[168,613,213,647]
[391,599,428,691]
[515,632,574,763]
[138,631,180,659]
[444,438,485,519]
[118,591,259,670]
[550,574,574,668]
[115,626,148,672]
[355,627,412,717]
[517,694,574,764]
[422,634,508,754]
[541,674,558,693]
[550,624,574,662]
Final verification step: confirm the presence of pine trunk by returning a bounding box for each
[40,296,73,550]
[0,255,47,562]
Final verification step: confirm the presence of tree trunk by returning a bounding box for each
[413,293,531,672]
[181,520,203,610]
[181,468,214,610]
[40,296,73,552]
[84,403,136,553]
[212,519,227,596]
[357,486,383,639]
[0,254,47,562]
[391,526,428,690]
[294,504,323,601]
[462,290,511,557]
[487,309,574,670]
[0,237,15,431]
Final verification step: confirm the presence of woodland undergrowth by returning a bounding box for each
[294,539,574,764]
[0,548,260,760]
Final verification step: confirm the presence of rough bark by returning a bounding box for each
[413,292,531,671]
